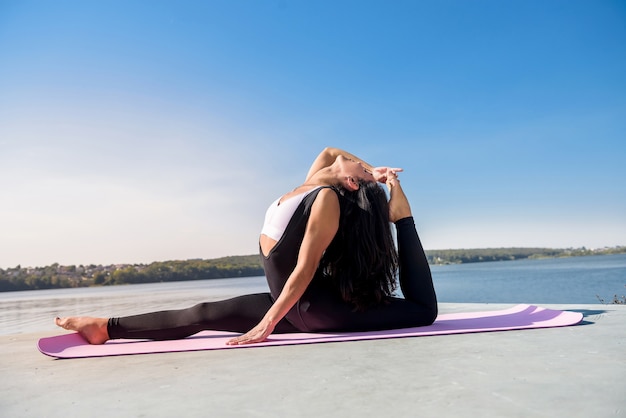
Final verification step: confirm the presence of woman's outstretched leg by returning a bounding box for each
[387,176,438,322]
[56,293,298,344]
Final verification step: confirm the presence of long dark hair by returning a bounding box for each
[320,181,399,310]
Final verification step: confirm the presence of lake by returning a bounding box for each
[1,253,624,336]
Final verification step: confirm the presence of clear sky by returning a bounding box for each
[1,0,624,268]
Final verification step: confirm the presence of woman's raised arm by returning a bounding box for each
[305,147,402,184]
[305,147,373,182]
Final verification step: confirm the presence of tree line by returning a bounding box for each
[1,247,624,292]
[424,246,626,264]
[0,255,264,292]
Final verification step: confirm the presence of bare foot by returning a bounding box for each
[387,175,412,223]
[55,316,110,345]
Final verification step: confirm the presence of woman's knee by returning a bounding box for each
[183,302,213,323]
[424,303,438,325]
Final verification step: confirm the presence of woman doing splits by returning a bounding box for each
[56,147,438,345]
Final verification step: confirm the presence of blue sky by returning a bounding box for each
[1,0,624,268]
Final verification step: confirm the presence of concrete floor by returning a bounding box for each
[1,303,624,418]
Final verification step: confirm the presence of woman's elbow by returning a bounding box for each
[321,147,340,157]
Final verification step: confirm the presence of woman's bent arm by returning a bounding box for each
[305,147,376,182]
[227,189,340,345]
[305,147,402,184]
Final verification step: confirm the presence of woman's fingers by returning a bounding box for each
[226,332,266,345]
[373,167,403,183]
[226,323,273,345]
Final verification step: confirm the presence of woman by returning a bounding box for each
[56,147,438,345]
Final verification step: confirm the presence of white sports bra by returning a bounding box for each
[260,186,322,241]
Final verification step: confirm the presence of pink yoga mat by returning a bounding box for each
[38,304,583,359]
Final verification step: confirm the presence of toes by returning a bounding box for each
[55,317,72,330]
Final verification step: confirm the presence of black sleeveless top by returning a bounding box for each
[260,186,341,330]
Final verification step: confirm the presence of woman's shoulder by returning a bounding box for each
[304,186,340,213]
[311,186,341,201]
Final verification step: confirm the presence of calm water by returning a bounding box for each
[1,254,624,336]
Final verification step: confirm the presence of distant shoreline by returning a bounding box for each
[1,247,624,292]
[424,246,626,265]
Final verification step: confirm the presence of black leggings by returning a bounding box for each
[107,217,437,340]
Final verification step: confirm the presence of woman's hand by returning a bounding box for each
[226,320,276,345]
[372,167,403,183]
